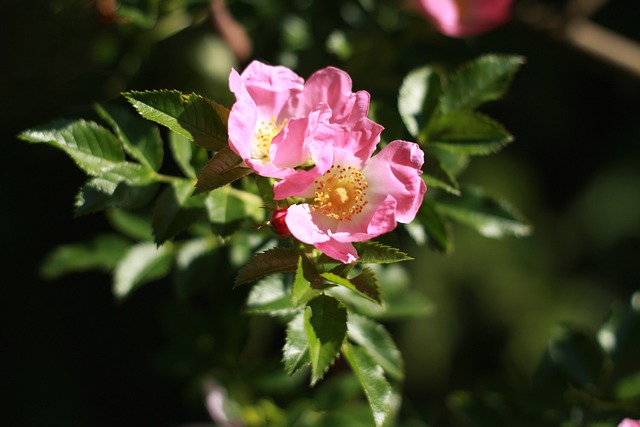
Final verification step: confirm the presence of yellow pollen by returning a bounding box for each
[311,164,369,221]
[251,117,286,164]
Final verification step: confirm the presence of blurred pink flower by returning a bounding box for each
[619,419,640,427]
[228,61,376,178]
[281,133,426,263]
[412,0,513,37]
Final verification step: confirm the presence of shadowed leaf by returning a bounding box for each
[234,247,300,286]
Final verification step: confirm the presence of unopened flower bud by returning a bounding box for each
[271,208,290,237]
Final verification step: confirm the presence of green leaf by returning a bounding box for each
[292,256,326,307]
[422,156,460,195]
[545,326,604,391]
[398,65,443,138]
[152,180,204,244]
[352,242,413,264]
[75,177,159,216]
[436,186,532,238]
[245,274,295,315]
[440,54,525,112]
[40,234,131,279]
[194,146,252,194]
[322,268,382,305]
[168,131,209,179]
[20,119,157,185]
[95,103,164,171]
[342,342,400,427]
[113,242,174,298]
[425,111,513,155]
[234,247,300,286]
[205,186,263,225]
[106,208,154,241]
[174,237,220,299]
[304,295,348,385]
[347,314,403,382]
[124,90,230,151]
[283,312,310,375]
[417,201,452,253]
[597,293,640,367]
[615,371,640,399]
[327,265,434,320]
[20,119,123,161]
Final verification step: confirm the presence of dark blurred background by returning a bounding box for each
[2,0,639,425]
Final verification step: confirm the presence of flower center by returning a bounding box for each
[311,164,368,221]
[252,118,286,164]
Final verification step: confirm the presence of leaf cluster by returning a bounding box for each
[398,54,532,252]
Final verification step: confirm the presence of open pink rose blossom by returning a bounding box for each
[228,61,377,178]
[412,0,513,37]
[280,129,426,263]
[619,419,640,427]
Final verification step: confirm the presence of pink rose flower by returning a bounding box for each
[228,61,376,178]
[280,129,426,263]
[412,0,513,37]
[619,419,640,427]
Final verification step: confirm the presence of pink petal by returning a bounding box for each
[228,69,258,162]
[363,140,426,224]
[413,0,513,37]
[270,107,333,170]
[299,67,356,121]
[240,60,304,98]
[284,204,333,245]
[619,420,640,427]
[273,168,320,200]
[331,117,384,165]
[315,239,359,264]
[331,195,398,241]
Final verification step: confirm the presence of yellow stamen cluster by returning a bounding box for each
[311,164,368,221]
[251,118,286,164]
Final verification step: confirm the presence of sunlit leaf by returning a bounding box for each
[40,234,131,279]
[292,256,326,307]
[426,111,513,155]
[95,103,164,171]
[440,54,524,112]
[327,265,434,320]
[436,186,532,238]
[305,295,348,385]
[245,274,295,316]
[75,177,159,216]
[283,312,310,375]
[106,208,154,241]
[342,342,400,427]
[204,186,264,230]
[20,118,122,161]
[352,242,413,264]
[124,90,229,151]
[347,314,403,382]
[113,242,174,298]
[398,65,443,138]
[169,131,210,179]
[322,269,382,305]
